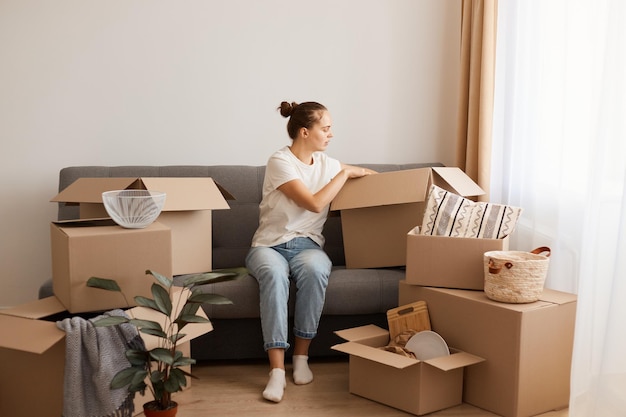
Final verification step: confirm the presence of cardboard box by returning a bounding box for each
[51,219,173,313]
[398,281,576,417]
[51,177,233,274]
[332,324,484,415]
[405,228,510,289]
[330,167,484,268]
[0,290,209,417]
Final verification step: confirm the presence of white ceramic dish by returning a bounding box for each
[405,330,450,360]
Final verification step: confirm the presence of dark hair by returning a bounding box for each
[278,101,328,139]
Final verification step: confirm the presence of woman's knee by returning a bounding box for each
[246,247,289,279]
[291,249,332,281]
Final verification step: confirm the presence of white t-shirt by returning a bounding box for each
[251,146,342,248]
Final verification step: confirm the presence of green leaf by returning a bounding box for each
[176,366,198,380]
[146,270,173,289]
[128,373,148,393]
[139,327,168,339]
[86,277,122,292]
[178,314,210,324]
[165,368,187,393]
[169,333,186,344]
[181,267,247,287]
[128,319,163,332]
[125,349,150,366]
[110,366,145,389]
[134,296,158,311]
[91,316,129,327]
[150,347,175,365]
[150,370,165,384]
[188,293,233,305]
[151,283,172,316]
[178,302,200,317]
[175,313,209,332]
[173,356,196,367]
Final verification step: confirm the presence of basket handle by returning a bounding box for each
[530,246,551,257]
[488,259,513,274]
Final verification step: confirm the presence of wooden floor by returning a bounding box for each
[150,358,569,417]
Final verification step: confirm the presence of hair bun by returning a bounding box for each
[278,101,299,118]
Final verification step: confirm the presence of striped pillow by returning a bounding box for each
[421,185,522,239]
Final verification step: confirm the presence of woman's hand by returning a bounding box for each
[278,164,377,213]
[341,164,377,179]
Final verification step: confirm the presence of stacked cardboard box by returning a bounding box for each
[0,177,232,417]
[330,167,484,269]
[332,167,576,417]
[51,177,233,275]
[330,168,489,415]
[398,283,576,417]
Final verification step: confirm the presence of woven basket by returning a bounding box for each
[483,247,551,303]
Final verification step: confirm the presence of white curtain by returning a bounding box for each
[492,1,626,416]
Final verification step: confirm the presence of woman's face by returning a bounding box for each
[304,111,334,151]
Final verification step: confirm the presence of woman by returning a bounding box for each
[245,101,375,402]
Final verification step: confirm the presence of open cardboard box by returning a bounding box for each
[405,227,510,290]
[50,219,173,313]
[330,167,484,268]
[399,281,577,417]
[332,324,484,415]
[0,289,211,417]
[51,177,233,275]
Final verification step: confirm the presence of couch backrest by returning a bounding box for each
[57,163,442,268]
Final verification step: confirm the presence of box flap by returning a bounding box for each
[431,167,485,197]
[332,341,419,369]
[0,296,66,320]
[51,178,137,203]
[0,297,67,354]
[51,177,232,211]
[138,178,231,211]
[424,350,485,371]
[0,315,65,354]
[330,169,430,211]
[334,324,390,346]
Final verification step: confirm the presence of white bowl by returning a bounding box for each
[102,190,166,229]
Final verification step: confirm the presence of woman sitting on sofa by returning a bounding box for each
[245,101,375,402]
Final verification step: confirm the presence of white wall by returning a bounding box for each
[0,0,461,307]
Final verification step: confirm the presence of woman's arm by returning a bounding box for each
[278,165,376,213]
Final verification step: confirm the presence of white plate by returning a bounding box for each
[404,330,450,360]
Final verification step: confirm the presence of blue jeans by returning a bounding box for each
[245,237,331,351]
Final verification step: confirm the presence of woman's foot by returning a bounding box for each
[292,355,313,385]
[263,368,286,402]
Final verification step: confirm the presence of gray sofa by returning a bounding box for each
[40,162,441,360]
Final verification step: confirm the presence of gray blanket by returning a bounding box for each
[56,309,145,417]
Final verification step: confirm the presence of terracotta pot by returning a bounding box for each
[143,401,178,417]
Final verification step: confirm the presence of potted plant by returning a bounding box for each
[87,267,245,416]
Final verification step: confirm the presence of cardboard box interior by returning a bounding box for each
[330,167,484,268]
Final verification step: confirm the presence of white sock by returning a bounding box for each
[292,355,314,385]
[263,368,286,403]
